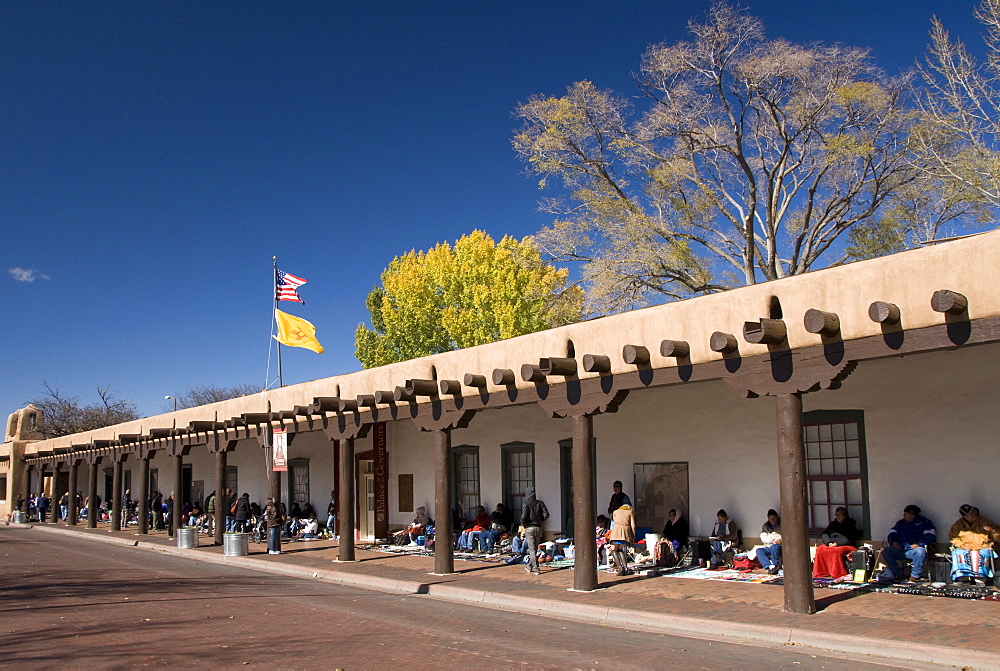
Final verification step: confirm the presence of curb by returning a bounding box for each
[24,524,1000,670]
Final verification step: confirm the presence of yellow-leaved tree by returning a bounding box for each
[355,230,583,368]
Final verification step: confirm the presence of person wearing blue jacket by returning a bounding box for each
[878,504,937,583]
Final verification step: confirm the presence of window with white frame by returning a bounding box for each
[289,458,310,508]
[502,442,535,521]
[803,410,869,535]
[451,445,480,526]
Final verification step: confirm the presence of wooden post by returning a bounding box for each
[214,449,227,546]
[51,463,62,523]
[171,455,183,537]
[67,460,78,525]
[137,456,150,534]
[111,460,122,530]
[338,437,356,562]
[776,392,816,614]
[572,414,597,592]
[268,447,282,554]
[23,463,34,511]
[432,428,454,575]
[87,462,98,529]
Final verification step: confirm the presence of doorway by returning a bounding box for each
[632,462,689,531]
[359,460,375,541]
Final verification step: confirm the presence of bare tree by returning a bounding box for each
[164,384,260,411]
[27,381,139,439]
[514,2,971,312]
[916,0,1000,210]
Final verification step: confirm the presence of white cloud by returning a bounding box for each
[8,267,50,282]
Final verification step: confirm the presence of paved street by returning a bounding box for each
[0,527,948,669]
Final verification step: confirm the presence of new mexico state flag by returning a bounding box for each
[274,309,324,353]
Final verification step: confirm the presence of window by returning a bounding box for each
[398,474,414,513]
[225,466,238,495]
[0,474,7,503]
[289,458,310,507]
[501,442,535,521]
[558,438,596,536]
[452,445,480,525]
[803,410,869,535]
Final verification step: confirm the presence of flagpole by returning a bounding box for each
[273,256,283,388]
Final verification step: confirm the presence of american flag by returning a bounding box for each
[276,270,307,304]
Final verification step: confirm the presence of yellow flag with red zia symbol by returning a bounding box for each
[274,309,324,353]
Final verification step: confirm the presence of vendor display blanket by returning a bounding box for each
[658,566,995,599]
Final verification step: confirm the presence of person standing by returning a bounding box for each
[326,490,337,538]
[59,492,70,521]
[520,487,549,575]
[234,492,251,532]
[264,497,284,555]
[224,488,237,532]
[607,481,631,516]
[204,490,216,534]
[36,492,50,524]
[151,491,164,531]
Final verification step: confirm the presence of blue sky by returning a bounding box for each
[1,1,984,418]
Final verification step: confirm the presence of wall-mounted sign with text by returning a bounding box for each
[273,429,288,472]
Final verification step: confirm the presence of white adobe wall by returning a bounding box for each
[801,343,1000,541]
[132,342,998,544]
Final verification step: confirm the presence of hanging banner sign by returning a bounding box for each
[273,429,288,472]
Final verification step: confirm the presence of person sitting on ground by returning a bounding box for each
[949,504,999,584]
[456,505,491,551]
[296,516,320,539]
[300,502,316,520]
[188,502,203,528]
[754,509,783,574]
[709,509,738,569]
[595,514,611,564]
[661,508,690,551]
[408,506,431,544]
[812,506,861,579]
[471,503,511,554]
[607,480,632,516]
[878,504,936,583]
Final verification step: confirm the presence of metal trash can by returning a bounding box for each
[12,511,27,524]
[176,527,199,549]
[224,532,249,557]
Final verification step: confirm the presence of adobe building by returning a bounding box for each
[3,229,999,614]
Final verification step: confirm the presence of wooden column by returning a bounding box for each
[776,392,816,614]
[67,461,79,525]
[87,462,98,529]
[337,437,356,562]
[111,459,123,531]
[23,463,33,509]
[267,446,282,553]
[137,456,150,534]
[572,414,597,591]
[214,449,227,546]
[51,463,62,523]
[171,454,183,537]
[432,428,454,575]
